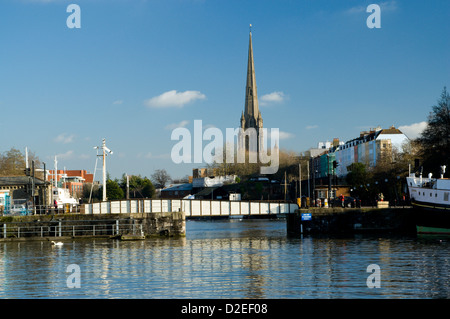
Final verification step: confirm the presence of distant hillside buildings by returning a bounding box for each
[304,125,409,203]
[309,126,409,180]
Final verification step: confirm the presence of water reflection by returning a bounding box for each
[0,220,448,299]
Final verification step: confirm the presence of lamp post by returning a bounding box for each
[94,138,113,202]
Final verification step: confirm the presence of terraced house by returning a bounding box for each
[334,126,409,177]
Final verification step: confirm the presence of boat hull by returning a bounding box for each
[407,175,450,236]
[411,200,450,236]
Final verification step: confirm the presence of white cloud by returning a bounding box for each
[380,0,398,12]
[145,90,206,108]
[399,121,428,139]
[345,5,366,14]
[113,100,123,105]
[54,133,75,144]
[260,91,286,106]
[279,131,294,140]
[55,150,74,160]
[305,125,319,130]
[165,120,190,130]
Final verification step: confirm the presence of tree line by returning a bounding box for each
[85,169,173,202]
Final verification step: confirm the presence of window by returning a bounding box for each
[444,192,449,201]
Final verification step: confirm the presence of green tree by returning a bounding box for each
[141,178,155,198]
[346,163,371,199]
[106,179,124,200]
[346,163,368,187]
[416,87,450,176]
[82,183,101,203]
[119,174,155,198]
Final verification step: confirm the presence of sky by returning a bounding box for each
[0,0,449,181]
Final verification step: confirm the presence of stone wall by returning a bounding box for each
[0,211,186,241]
[287,207,416,236]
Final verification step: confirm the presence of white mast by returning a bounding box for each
[99,138,113,202]
[54,156,58,188]
[25,147,29,169]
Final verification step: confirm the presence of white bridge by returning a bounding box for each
[83,199,298,217]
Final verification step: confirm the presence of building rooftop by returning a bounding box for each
[0,176,47,186]
[161,183,193,192]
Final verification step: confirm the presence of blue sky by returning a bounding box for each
[1,0,449,181]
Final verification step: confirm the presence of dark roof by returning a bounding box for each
[194,187,219,196]
[0,176,47,186]
[379,128,403,135]
[161,183,193,192]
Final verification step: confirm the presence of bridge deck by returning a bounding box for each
[83,199,299,217]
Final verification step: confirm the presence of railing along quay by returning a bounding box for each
[1,219,143,239]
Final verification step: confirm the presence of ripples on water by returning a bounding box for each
[0,219,448,299]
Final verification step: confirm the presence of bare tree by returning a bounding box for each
[151,169,172,188]
[0,147,41,177]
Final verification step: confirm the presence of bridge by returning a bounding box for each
[83,199,299,218]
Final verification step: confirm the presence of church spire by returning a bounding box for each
[244,25,259,123]
[239,25,263,154]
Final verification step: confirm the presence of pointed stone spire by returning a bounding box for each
[240,111,246,128]
[239,25,263,154]
[244,26,259,124]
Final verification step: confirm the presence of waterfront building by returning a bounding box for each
[239,27,264,154]
[0,176,51,208]
[306,126,409,204]
[334,126,409,177]
[307,139,343,158]
[47,169,94,198]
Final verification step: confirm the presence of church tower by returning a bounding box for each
[239,25,263,154]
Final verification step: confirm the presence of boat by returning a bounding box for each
[52,187,78,208]
[406,165,450,235]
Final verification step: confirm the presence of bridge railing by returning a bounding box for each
[83,199,298,217]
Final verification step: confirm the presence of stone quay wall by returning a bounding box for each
[0,211,185,241]
[287,207,416,236]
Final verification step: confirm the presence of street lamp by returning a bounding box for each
[93,138,113,202]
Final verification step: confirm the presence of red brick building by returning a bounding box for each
[47,170,94,198]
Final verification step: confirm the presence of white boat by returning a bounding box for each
[406,166,450,235]
[52,187,78,208]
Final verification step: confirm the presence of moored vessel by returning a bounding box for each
[406,166,450,235]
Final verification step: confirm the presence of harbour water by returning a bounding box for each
[0,219,448,299]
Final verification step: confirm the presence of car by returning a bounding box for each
[9,204,31,215]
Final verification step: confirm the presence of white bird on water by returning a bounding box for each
[51,241,64,246]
